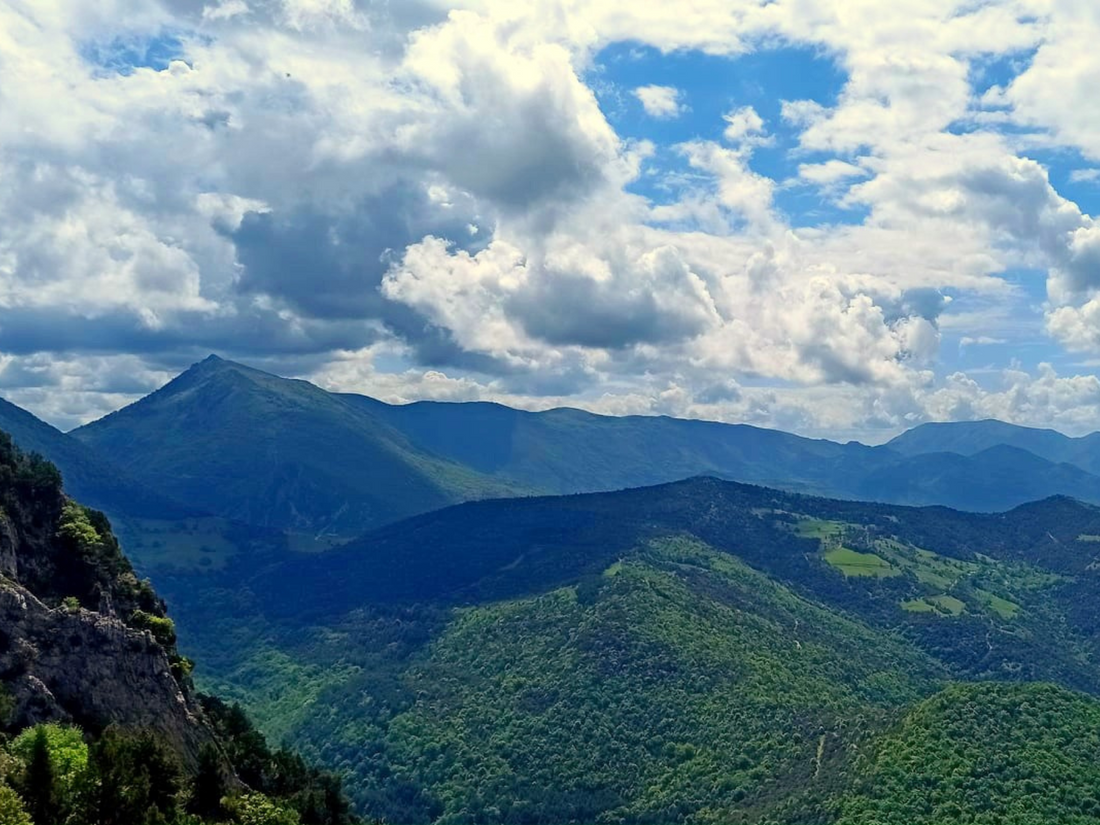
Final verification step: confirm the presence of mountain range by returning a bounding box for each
[8,356,1100,822]
[0,354,1089,547]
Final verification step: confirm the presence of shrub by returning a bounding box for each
[0,783,31,825]
[129,610,177,648]
[226,793,301,825]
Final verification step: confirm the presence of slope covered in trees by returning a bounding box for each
[839,683,1100,825]
[148,476,1100,823]
[71,356,518,537]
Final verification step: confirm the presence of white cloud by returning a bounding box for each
[722,105,767,145]
[798,159,869,186]
[2,0,1100,440]
[989,1,1100,161]
[633,84,686,119]
[959,336,1007,347]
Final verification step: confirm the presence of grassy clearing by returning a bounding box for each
[901,598,936,613]
[796,519,848,540]
[974,588,1020,619]
[824,546,899,578]
[928,594,966,616]
[121,518,238,570]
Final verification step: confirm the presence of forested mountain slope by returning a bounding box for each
[838,682,1100,825]
[0,397,191,519]
[153,476,1100,823]
[71,356,517,537]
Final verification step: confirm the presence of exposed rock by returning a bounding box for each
[0,578,215,769]
[0,432,235,780]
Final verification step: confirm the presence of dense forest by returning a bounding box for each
[147,478,1100,823]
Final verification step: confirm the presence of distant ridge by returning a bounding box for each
[70,355,519,535]
[888,418,1100,474]
[48,355,1100,535]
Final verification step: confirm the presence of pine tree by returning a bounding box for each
[188,744,227,820]
[22,728,56,825]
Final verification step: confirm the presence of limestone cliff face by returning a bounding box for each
[0,578,215,769]
[0,433,222,772]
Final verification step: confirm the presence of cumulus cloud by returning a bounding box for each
[722,106,767,145]
[633,84,686,118]
[1,0,1099,441]
[798,159,869,186]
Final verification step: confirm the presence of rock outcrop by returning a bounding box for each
[0,432,223,772]
[0,578,215,769]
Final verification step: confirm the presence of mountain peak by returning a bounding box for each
[188,353,234,374]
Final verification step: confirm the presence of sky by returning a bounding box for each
[2,0,1100,442]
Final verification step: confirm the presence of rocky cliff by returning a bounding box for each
[0,432,218,770]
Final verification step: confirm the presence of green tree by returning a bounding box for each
[0,784,31,825]
[226,793,301,825]
[89,728,181,825]
[187,744,227,821]
[10,723,90,823]
[20,728,55,825]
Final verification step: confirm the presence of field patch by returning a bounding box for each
[796,519,848,540]
[901,598,936,613]
[974,588,1020,619]
[824,546,898,578]
[928,594,966,615]
[119,517,239,570]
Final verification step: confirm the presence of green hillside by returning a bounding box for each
[840,682,1100,825]
[71,356,518,537]
[144,477,1100,823]
[305,537,941,823]
[0,397,191,519]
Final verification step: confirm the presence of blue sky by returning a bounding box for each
[592,42,863,225]
[2,0,1100,440]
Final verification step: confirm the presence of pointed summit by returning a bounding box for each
[68,357,508,536]
[185,353,234,376]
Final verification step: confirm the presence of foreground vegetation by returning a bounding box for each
[0,434,353,825]
[840,683,1100,825]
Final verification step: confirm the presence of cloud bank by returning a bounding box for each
[1,0,1099,438]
